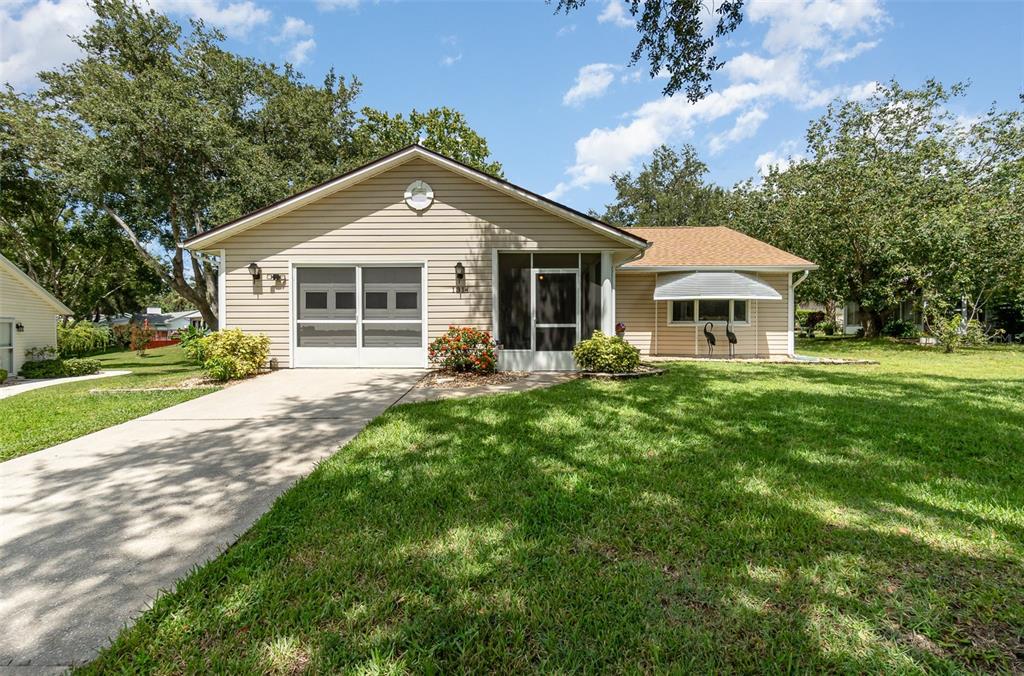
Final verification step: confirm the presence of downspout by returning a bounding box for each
[790,270,810,357]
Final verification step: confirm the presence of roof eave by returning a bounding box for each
[620,264,818,272]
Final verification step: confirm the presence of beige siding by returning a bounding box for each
[221,157,629,366]
[616,271,792,358]
[0,266,60,375]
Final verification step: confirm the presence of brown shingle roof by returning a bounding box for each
[623,226,815,268]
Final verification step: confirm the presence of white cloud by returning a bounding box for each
[316,0,359,10]
[153,0,271,37]
[440,52,462,67]
[0,0,93,89]
[818,39,879,67]
[709,107,769,154]
[597,0,632,28]
[286,37,315,65]
[747,0,886,54]
[556,23,576,37]
[275,16,312,42]
[755,141,805,177]
[440,34,458,46]
[620,70,643,84]
[562,62,620,107]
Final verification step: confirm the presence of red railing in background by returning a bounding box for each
[145,338,180,349]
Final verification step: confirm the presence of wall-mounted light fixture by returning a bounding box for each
[15,322,24,332]
[248,262,261,281]
[454,261,467,294]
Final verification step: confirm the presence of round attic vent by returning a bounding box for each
[404,180,434,211]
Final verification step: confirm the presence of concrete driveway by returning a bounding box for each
[0,368,421,671]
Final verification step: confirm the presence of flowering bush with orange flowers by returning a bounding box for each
[428,326,497,374]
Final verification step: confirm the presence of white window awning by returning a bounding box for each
[653,272,783,301]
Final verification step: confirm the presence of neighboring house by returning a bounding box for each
[100,308,205,338]
[0,253,73,375]
[801,298,924,335]
[183,145,816,370]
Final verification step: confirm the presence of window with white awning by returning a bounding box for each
[653,272,783,301]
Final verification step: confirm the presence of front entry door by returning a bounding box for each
[533,270,578,370]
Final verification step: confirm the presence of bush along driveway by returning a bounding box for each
[80,341,1024,673]
[0,345,217,462]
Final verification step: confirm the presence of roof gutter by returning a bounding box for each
[792,269,810,289]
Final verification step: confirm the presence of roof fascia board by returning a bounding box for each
[621,264,818,272]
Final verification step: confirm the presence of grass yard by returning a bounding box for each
[83,341,1023,673]
[0,346,217,461]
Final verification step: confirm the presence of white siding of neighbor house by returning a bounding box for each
[615,271,792,358]
[0,264,61,375]
[219,158,633,366]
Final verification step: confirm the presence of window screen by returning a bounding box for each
[498,253,531,349]
[733,300,747,322]
[581,253,601,339]
[672,301,695,322]
[362,267,421,320]
[699,300,730,322]
[297,267,356,320]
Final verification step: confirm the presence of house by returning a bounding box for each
[800,298,924,335]
[0,253,73,375]
[183,145,816,370]
[100,308,205,338]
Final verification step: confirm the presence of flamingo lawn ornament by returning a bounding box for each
[703,322,716,356]
[726,321,738,358]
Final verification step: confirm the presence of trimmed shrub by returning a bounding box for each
[57,322,110,357]
[62,358,101,377]
[573,330,641,373]
[819,320,837,336]
[199,329,271,381]
[20,358,66,378]
[19,357,101,379]
[0,369,7,384]
[882,318,920,339]
[428,326,497,374]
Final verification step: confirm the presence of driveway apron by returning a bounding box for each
[0,368,421,671]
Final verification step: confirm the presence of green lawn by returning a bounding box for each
[82,341,1023,673]
[0,346,217,461]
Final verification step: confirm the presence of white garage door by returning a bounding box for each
[293,265,425,368]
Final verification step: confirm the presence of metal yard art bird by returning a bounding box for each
[726,321,738,358]
[703,322,716,356]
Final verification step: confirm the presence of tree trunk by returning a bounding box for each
[104,206,219,330]
[862,309,885,338]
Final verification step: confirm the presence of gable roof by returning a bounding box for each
[183,144,649,251]
[622,226,816,270]
[0,253,73,315]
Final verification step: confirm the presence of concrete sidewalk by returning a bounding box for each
[0,368,421,671]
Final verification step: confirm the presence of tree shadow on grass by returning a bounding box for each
[82,364,1024,673]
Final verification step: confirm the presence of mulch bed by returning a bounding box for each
[579,364,666,379]
[416,370,531,389]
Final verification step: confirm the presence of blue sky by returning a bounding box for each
[2,0,1022,215]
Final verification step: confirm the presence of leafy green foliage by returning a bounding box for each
[882,319,920,339]
[554,0,743,102]
[110,324,131,349]
[6,0,501,329]
[178,325,211,364]
[599,144,728,227]
[25,345,57,361]
[0,345,215,461]
[0,369,7,384]
[129,321,156,355]
[57,321,111,357]
[19,357,100,378]
[932,316,989,353]
[732,80,1024,337]
[573,330,642,372]
[199,329,270,381]
[428,326,497,374]
[80,341,1024,672]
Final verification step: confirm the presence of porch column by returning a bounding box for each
[601,251,614,334]
[217,248,227,329]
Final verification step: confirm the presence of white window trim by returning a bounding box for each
[0,317,14,373]
[666,299,751,326]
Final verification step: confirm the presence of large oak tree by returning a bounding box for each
[7,0,501,328]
